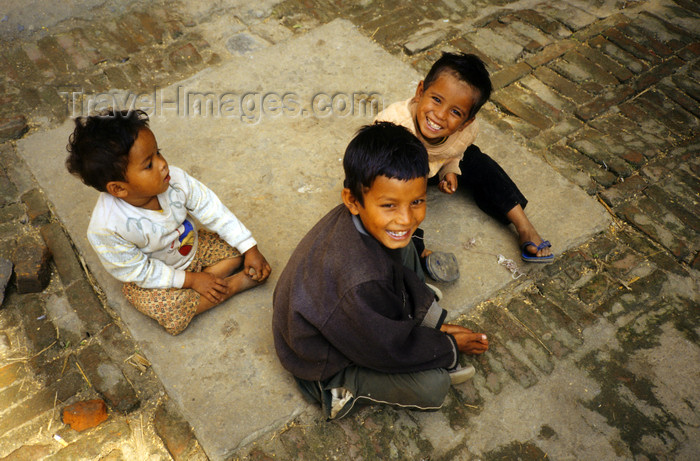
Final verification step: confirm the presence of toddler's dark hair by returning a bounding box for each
[343,122,428,206]
[423,52,492,119]
[66,109,150,192]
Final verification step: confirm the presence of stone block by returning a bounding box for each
[515,9,570,38]
[548,3,597,31]
[39,224,84,289]
[403,28,446,55]
[563,49,619,86]
[37,36,75,74]
[154,398,205,461]
[678,41,700,61]
[576,44,634,82]
[525,39,576,68]
[0,370,83,437]
[615,203,690,261]
[532,66,591,105]
[468,27,524,66]
[634,57,685,93]
[134,11,166,44]
[103,20,139,54]
[576,84,635,121]
[46,417,131,460]
[68,28,105,66]
[637,12,693,49]
[589,113,667,156]
[567,128,635,178]
[45,292,87,346]
[618,101,676,141]
[571,13,629,42]
[21,293,57,354]
[535,278,597,328]
[0,362,24,389]
[0,171,18,208]
[65,279,111,334]
[38,85,67,121]
[541,145,600,194]
[102,66,130,91]
[490,62,531,90]
[489,18,542,52]
[444,38,501,72]
[79,27,127,64]
[618,23,674,59]
[600,174,647,207]
[658,80,700,118]
[482,303,552,375]
[635,88,699,137]
[62,399,109,431]
[644,185,700,234]
[76,343,139,413]
[527,293,585,343]
[225,33,269,56]
[0,203,25,223]
[505,298,573,359]
[0,444,53,461]
[578,273,615,306]
[54,33,91,71]
[169,43,203,71]
[587,35,649,75]
[21,188,50,225]
[0,258,12,307]
[11,237,51,294]
[602,27,662,64]
[364,8,424,48]
[0,115,28,142]
[3,46,38,82]
[491,86,555,130]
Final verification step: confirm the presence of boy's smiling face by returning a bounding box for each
[413,71,477,143]
[343,175,427,249]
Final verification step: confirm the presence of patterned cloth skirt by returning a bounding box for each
[122,229,240,335]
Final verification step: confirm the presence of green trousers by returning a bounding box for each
[296,365,451,419]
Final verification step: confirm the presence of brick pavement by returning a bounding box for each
[0,0,698,459]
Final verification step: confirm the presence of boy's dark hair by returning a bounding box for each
[343,122,429,205]
[66,109,150,192]
[423,52,492,119]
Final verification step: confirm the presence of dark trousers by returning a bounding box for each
[414,144,527,256]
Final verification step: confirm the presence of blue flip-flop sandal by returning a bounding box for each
[520,240,554,263]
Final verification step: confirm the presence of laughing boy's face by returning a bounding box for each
[413,71,476,144]
[344,174,427,250]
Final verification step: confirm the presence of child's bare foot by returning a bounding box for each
[203,256,243,278]
[194,269,265,314]
[507,204,552,259]
[518,228,552,258]
[224,270,264,296]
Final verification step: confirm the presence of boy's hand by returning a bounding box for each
[438,173,458,194]
[243,245,272,282]
[441,323,488,355]
[185,271,228,303]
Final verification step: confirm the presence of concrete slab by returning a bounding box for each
[17,19,610,459]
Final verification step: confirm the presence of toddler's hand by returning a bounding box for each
[243,245,272,282]
[186,271,228,303]
[438,173,458,194]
